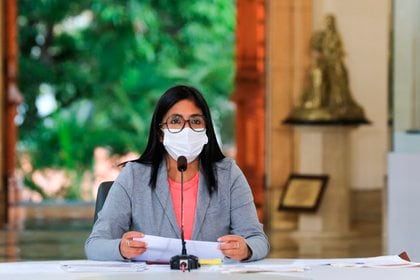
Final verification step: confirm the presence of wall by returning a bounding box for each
[393,0,420,132]
[393,0,420,152]
[313,0,390,190]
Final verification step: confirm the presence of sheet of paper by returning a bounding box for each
[133,235,224,262]
[359,255,420,268]
[0,261,64,274]
[220,264,309,273]
[60,261,147,272]
[292,255,420,268]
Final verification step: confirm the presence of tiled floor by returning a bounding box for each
[0,203,383,262]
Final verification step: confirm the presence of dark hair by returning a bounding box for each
[135,85,225,193]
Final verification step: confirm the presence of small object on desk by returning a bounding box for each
[328,262,364,268]
[199,259,222,265]
[398,251,411,262]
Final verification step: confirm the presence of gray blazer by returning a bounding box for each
[85,157,270,261]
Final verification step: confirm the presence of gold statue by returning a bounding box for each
[285,14,368,124]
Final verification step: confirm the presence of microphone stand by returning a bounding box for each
[170,156,200,272]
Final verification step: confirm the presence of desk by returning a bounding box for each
[1,259,420,280]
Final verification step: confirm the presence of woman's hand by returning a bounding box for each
[119,231,147,259]
[217,235,251,261]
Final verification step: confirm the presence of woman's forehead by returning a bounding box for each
[165,99,203,117]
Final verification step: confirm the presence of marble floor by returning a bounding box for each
[0,203,383,262]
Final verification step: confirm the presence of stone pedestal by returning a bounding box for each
[295,126,355,236]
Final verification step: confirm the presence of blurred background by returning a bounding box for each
[16,0,236,202]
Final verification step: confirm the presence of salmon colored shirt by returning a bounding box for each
[168,172,199,240]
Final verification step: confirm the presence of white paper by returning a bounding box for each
[359,255,420,268]
[60,261,147,272]
[0,261,64,274]
[132,235,224,262]
[292,255,420,268]
[220,264,309,273]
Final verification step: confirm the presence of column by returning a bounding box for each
[233,0,266,219]
[0,0,5,226]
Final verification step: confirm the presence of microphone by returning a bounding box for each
[170,156,200,272]
[177,155,187,172]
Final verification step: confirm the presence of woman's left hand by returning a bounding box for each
[217,235,251,261]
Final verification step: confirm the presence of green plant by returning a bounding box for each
[18,0,235,199]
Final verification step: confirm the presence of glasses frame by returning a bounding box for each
[160,114,206,134]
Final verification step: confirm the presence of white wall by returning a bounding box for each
[313,0,391,190]
[393,0,420,132]
[393,0,420,152]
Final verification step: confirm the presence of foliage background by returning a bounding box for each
[17,0,235,199]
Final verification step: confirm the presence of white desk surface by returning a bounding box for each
[1,258,420,280]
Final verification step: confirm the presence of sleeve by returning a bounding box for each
[84,166,134,261]
[228,162,270,261]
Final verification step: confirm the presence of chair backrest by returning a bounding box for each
[93,181,114,224]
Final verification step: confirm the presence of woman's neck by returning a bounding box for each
[166,156,199,182]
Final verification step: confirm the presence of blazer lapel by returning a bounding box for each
[192,168,211,240]
[154,162,180,238]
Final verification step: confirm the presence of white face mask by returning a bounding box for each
[162,128,208,163]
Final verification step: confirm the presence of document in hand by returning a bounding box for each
[133,235,224,262]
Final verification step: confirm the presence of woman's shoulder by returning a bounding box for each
[214,157,242,175]
[124,160,151,170]
[115,161,153,186]
[120,161,152,174]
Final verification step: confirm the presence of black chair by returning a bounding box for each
[93,181,113,223]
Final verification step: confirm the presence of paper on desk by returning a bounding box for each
[293,255,420,268]
[360,255,420,268]
[60,261,147,272]
[220,264,309,274]
[133,235,224,262]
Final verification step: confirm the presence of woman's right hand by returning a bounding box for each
[119,231,147,259]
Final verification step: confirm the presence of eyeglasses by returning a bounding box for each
[160,114,206,133]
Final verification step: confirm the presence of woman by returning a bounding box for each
[85,85,270,262]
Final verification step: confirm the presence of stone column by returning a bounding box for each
[266,0,313,231]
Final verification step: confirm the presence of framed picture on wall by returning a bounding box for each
[278,174,329,212]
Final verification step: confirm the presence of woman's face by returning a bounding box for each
[162,99,204,128]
